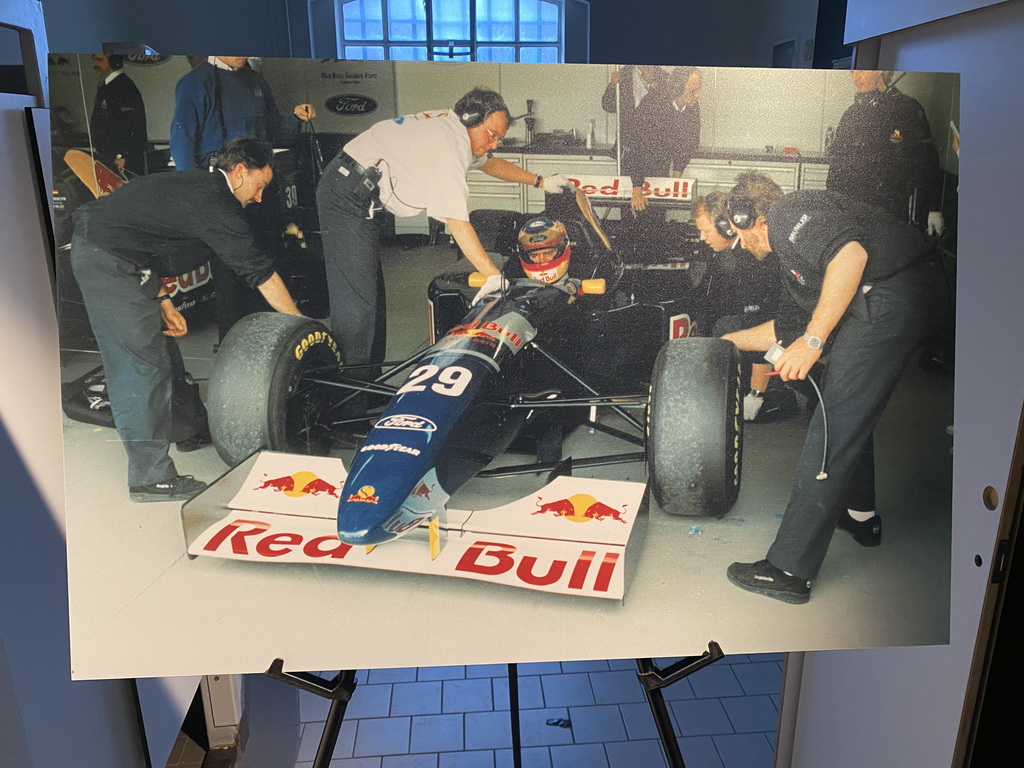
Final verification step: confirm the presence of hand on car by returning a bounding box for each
[472,273,508,305]
[542,174,572,194]
[927,210,945,237]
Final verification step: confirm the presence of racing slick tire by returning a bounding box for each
[208,312,342,466]
[647,338,742,518]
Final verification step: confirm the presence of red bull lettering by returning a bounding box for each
[201,518,352,559]
[455,540,620,592]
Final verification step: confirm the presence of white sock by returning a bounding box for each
[847,508,875,522]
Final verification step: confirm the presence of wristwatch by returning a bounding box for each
[802,333,823,350]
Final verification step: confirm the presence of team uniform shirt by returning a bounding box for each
[73,169,276,288]
[343,110,487,223]
[766,190,933,343]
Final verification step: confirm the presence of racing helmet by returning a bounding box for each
[518,217,571,284]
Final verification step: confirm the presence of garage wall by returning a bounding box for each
[40,0,291,57]
[791,2,1024,765]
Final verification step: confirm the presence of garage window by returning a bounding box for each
[313,0,566,62]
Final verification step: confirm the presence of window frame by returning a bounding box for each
[315,0,567,63]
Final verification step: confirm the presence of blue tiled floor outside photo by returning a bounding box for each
[293,653,783,768]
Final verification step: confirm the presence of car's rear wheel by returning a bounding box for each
[208,312,343,466]
[647,338,742,518]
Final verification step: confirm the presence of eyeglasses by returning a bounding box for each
[484,126,506,145]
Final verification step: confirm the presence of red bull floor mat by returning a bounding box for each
[184,452,646,600]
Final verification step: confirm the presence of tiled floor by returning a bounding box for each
[289,654,783,768]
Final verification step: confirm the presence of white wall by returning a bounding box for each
[791,2,1024,765]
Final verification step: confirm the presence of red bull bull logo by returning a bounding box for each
[412,482,434,499]
[255,471,340,498]
[348,485,380,504]
[532,494,628,524]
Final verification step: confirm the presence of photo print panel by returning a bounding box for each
[51,54,957,679]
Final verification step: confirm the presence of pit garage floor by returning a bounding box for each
[60,240,952,766]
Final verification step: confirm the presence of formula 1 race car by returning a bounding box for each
[207,189,742,546]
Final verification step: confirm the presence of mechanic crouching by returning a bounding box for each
[71,138,302,502]
[719,171,948,603]
[692,190,796,423]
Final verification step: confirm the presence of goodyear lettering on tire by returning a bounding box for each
[294,330,341,364]
[732,362,741,486]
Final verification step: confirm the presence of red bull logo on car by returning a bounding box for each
[532,494,628,524]
[255,471,340,498]
[347,485,380,504]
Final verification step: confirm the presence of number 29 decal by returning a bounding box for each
[397,365,473,397]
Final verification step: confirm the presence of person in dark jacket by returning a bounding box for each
[71,138,302,502]
[170,56,316,171]
[622,66,702,212]
[89,54,147,176]
[827,70,946,235]
[721,171,948,603]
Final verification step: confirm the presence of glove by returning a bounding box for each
[743,390,765,422]
[926,211,945,237]
[472,273,508,305]
[542,174,572,194]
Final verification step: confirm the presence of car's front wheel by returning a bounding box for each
[647,337,742,518]
[207,312,343,466]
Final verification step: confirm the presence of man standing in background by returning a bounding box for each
[827,70,946,236]
[90,53,147,176]
[170,56,316,170]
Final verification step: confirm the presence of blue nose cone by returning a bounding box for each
[336,485,398,545]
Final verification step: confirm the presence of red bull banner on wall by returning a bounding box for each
[187,452,645,600]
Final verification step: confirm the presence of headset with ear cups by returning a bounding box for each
[714,214,736,240]
[726,193,758,230]
[458,101,487,128]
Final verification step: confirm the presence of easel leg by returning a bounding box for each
[636,642,725,768]
[508,663,523,768]
[264,659,358,768]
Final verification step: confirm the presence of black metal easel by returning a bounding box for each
[267,643,722,768]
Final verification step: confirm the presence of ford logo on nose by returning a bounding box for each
[375,414,437,432]
[325,94,379,116]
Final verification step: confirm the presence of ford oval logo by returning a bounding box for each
[124,55,173,66]
[325,94,379,116]
[375,414,437,432]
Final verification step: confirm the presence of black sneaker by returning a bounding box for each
[727,560,811,604]
[129,475,207,503]
[176,432,213,453]
[176,434,211,450]
[837,513,882,547]
[754,387,801,423]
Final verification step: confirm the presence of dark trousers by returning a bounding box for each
[766,258,948,580]
[316,157,388,374]
[70,235,178,487]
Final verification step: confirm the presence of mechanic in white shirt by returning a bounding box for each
[316,87,569,384]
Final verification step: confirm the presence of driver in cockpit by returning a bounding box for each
[518,217,571,284]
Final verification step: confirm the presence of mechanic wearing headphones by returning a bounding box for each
[71,138,302,502]
[90,53,148,176]
[170,56,316,171]
[720,171,947,603]
[316,87,570,376]
[692,190,795,423]
[827,70,945,236]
